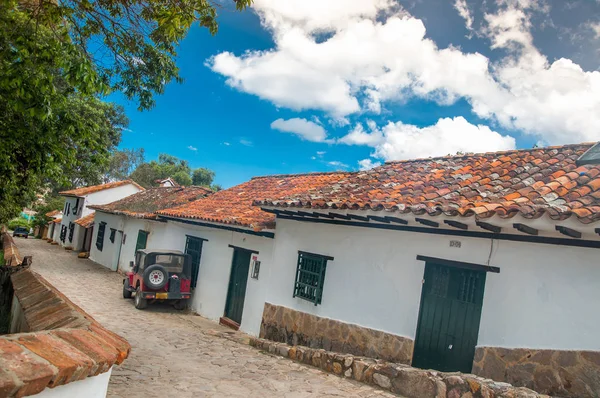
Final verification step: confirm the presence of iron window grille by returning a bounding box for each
[96,222,106,251]
[68,223,75,242]
[293,251,333,306]
[60,225,67,242]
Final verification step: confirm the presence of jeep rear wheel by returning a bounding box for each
[134,287,147,309]
[123,280,132,299]
[173,300,187,310]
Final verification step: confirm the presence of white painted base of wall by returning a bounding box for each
[33,368,112,398]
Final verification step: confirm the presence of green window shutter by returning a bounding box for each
[293,251,333,306]
[135,230,149,253]
[96,222,106,251]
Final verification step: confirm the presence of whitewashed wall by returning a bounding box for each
[34,368,112,398]
[59,196,80,247]
[267,217,600,352]
[81,184,143,217]
[117,218,167,272]
[72,224,87,252]
[51,222,61,242]
[158,220,274,336]
[89,212,125,270]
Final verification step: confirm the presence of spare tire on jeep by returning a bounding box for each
[143,264,168,289]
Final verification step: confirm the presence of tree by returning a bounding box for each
[29,0,253,110]
[31,196,65,229]
[0,3,123,223]
[129,153,216,188]
[192,168,215,186]
[106,148,146,182]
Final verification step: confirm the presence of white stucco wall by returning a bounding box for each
[89,212,125,270]
[158,220,274,336]
[118,218,167,272]
[82,184,143,217]
[51,223,61,242]
[266,217,600,352]
[33,368,112,398]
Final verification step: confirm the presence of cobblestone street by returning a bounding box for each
[15,238,396,398]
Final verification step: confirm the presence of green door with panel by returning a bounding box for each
[412,262,486,373]
[224,248,252,325]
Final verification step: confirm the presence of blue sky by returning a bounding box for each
[113,0,600,188]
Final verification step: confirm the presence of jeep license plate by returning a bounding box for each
[155,293,168,299]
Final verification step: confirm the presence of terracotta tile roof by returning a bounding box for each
[255,143,600,224]
[0,270,130,396]
[89,186,213,219]
[59,180,144,197]
[52,218,62,224]
[157,172,351,230]
[45,210,61,217]
[74,212,95,228]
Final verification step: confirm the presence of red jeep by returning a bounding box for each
[123,249,192,310]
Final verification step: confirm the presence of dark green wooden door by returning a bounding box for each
[224,249,252,324]
[135,230,148,253]
[412,262,486,373]
[185,236,204,289]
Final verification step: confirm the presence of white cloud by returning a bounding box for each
[340,116,516,161]
[208,0,600,145]
[316,151,326,156]
[328,160,349,169]
[223,142,231,146]
[454,0,474,32]
[270,118,332,142]
[187,145,198,151]
[589,22,600,39]
[358,159,381,170]
[240,139,253,147]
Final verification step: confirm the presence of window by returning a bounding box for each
[65,202,70,216]
[293,251,333,306]
[185,235,206,289]
[68,223,75,242]
[96,222,106,251]
[60,225,67,242]
[135,230,149,253]
[109,228,116,243]
[73,198,80,215]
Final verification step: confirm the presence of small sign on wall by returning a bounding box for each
[251,255,261,279]
[450,240,462,248]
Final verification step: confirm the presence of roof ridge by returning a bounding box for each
[383,142,595,164]
[251,171,351,180]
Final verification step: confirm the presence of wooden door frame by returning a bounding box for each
[412,255,497,371]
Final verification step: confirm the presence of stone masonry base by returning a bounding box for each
[473,346,600,397]
[260,303,414,364]
[250,337,548,398]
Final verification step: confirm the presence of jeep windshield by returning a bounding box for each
[151,254,185,273]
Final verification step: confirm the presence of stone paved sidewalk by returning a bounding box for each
[15,238,397,398]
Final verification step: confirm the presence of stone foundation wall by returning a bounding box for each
[250,337,548,398]
[472,346,600,397]
[260,303,414,365]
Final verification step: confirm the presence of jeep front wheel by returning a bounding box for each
[134,287,147,309]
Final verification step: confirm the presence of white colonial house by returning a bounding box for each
[57,180,144,251]
[87,186,211,272]
[253,143,600,397]
[43,210,62,241]
[152,172,350,335]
